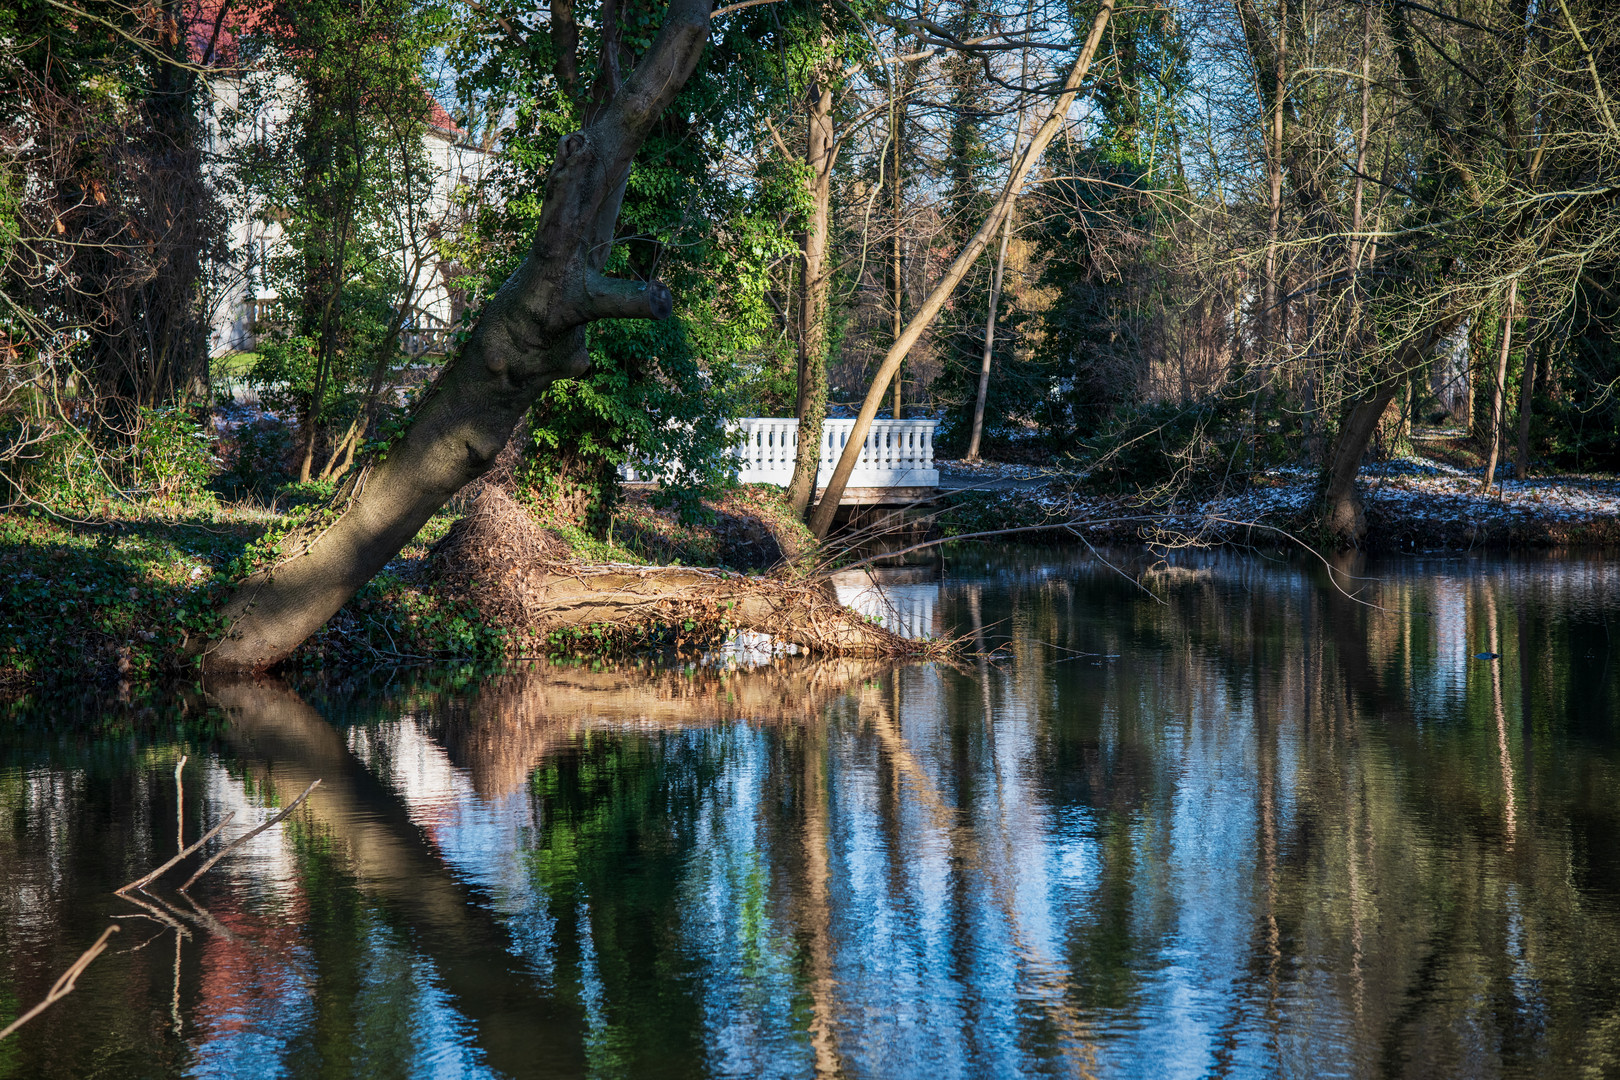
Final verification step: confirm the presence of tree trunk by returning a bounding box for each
[965,209,1013,462]
[1515,336,1542,480]
[966,40,1031,464]
[202,0,714,672]
[1480,278,1518,493]
[787,80,835,514]
[807,0,1117,538]
[1319,319,1461,543]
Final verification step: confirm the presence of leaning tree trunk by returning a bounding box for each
[201,0,713,672]
[1318,318,1461,544]
[786,79,835,515]
[807,0,1117,538]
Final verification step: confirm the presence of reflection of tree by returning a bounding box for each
[211,681,590,1077]
[933,549,1620,1073]
[9,553,1620,1074]
[430,659,887,798]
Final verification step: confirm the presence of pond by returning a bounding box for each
[3,547,1620,1078]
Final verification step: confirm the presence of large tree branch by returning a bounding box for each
[582,273,674,320]
[551,0,580,99]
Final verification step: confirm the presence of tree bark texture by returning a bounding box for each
[203,0,712,671]
[1480,278,1518,493]
[787,80,835,514]
[1319,318,1460,543]
[807,0,1117,538]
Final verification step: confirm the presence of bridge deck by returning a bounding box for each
[623,418,941,505]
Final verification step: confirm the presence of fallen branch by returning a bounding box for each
[114,813,236,895]
[0,925,119,1041]
[430,487,943,658]
[178,780,321,892]
[832,516,1155,572]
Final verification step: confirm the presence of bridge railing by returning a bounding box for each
[625,417,938,488]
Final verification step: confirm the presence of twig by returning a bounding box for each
[174,755,186,853]
[0,925,119,1041]
[178,781,320,893]
[114,813,237,895]
[834,517,1153,573]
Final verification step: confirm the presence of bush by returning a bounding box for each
[129,407,216,502]
[214,417,293,499]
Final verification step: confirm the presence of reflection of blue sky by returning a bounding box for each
[187,899,497,1080]
[12,550,1620,1078]
[678,727,816,1077]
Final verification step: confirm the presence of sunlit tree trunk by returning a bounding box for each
[787,80,835,514]
[808,0,1118,537]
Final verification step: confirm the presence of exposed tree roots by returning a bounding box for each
[428,487,933,659]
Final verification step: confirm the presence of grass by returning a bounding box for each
[0,475,829,697]
[0,505,261,693]
[212,351,260,380]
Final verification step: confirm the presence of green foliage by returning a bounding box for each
[5,407,219,512]
[246,275,401,430]
[293,570,511,665]
[444,0,813,532]
[0,510,255,687]
[129,407,216,501]
[231,0,443,467]
[215,419,294,499]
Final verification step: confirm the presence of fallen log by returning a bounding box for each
[427,487,931,659]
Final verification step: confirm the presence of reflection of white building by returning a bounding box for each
[830,569,940,639]
[203,76,494,359]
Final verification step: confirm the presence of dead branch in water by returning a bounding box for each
[114,813,236,895]
[179,780,321,892]
[0,926,119,1041]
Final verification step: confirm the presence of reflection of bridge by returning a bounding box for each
[830,569,940,640]
[625,417,940,505]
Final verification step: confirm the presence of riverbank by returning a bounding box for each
[10,451,1620,695]
[933,456,1620,552]
[0,482,847,697]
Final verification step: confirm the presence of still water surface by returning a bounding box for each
[4,547,1620,1078]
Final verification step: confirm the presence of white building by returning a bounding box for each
[204,75,494,361]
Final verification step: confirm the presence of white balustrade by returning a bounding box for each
[620,417,939,490]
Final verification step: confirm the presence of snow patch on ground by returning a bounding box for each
[943,454,1620,548]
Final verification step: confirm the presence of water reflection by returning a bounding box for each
[3,550,1620,1077]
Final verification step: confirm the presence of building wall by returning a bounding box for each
[202,73,494,360]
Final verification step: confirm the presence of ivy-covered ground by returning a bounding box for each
[0,481,818,701]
